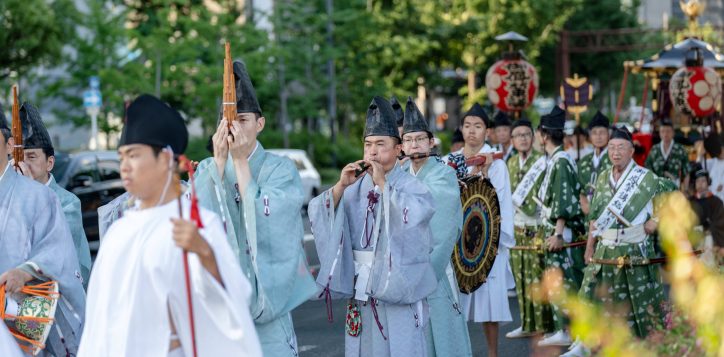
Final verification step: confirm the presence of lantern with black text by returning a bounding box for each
[669,48,722,118]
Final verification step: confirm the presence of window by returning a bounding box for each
[98,160,121,181]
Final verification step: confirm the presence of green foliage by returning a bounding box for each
[0,0,79,81]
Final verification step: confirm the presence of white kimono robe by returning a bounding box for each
[444,145,516,323]
[78,198,261,357]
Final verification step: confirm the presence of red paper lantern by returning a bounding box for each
[485,59,539,112]
[669,65,721,118]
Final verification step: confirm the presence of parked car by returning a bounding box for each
[51,151,125,243]
[266,149,321,205]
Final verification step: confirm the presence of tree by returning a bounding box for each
[0,0,79,81]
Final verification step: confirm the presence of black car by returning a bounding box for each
[52,151,126,243]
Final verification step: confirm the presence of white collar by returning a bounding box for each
[609,159,635,189]
[44,174,54,187]
[660,140,673,160]
[518,151,531,167]
[593,148,608,167]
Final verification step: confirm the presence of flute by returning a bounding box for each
[397,152,439,160]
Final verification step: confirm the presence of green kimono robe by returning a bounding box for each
[48,174,92,289]
[644,141,690,185]
[402,158,472,357]
[194,142,317,357]
[507,150,554,333]
[536,146,586,331]
[578,149,612,201]
[580,160,667,337]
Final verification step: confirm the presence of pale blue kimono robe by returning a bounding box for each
[194,142,317,357]
[48,174,92,289]
[0,165,85,356]
[402,158,473,357]
[308,164,438,357]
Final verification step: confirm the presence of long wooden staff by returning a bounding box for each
[223,42,237,130]
[176,155,200,357]
[11,86,23,170]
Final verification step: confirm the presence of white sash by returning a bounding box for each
[536,150,577,219]
[512,155,546,208]
[592,164,648,236]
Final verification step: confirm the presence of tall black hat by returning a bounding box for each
[660,117,674,127]
[119,94,188,154]
[233,60,262,116]
[402,97,430,136]
[511,119,532,130]
[587,110,610,130]
[364,96,399,139]
[540,106,566,130]
[462,103,490,127]
[390,96,404,127]
[610,125,633,143]
[492,111,512,128]
[19,103,53,150]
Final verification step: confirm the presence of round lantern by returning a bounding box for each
[485,59,539,112]
[669,50,722,118]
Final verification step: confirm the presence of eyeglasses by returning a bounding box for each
[402,137,430,145]
[511,132,533,139]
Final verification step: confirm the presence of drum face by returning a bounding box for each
[452,176,501,294]
[1,280,59,356]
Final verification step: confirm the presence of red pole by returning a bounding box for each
[614,66,629,124]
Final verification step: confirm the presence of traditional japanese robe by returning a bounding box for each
[97,191,134,242]
[309,164,437,357]
[194,142,316,357]
[0,165,85,356]
[0,320,23,357]
[705,157,724,202]
[78,198,262,356]
[401,158,472,357]
[690,192,724,248]
[579,160,667,337]
[507,150,554,333]
[644,141,690,186]
[535,146,586,331]
[444,145,516,323]
[578,149,611,202]
[47,174,92,289]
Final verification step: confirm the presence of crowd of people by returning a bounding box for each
[1,56,722,357]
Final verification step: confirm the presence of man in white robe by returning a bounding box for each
[78,95,261,357]
[443,103,515,357]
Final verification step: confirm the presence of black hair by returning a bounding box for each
[42,146,54,158]
[540,127,564,146]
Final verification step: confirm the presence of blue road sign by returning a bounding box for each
[83,90,102,108]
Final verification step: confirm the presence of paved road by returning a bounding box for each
[293,295,568,357]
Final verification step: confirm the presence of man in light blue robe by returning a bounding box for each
[194,60,316,356]
[399,97,472,356]
[309,96,438,357]
[14,103,92,288]
[0,111,85,356]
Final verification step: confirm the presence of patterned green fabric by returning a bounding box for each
[644,142,690,183]
[507,150,544,217]
[587,164,658,225]
[537,146,586,331]
[578,150,611,199]
[579,239,664,338]
[510,227,555,333]
[582,161,665,338]
[539,147,585,236]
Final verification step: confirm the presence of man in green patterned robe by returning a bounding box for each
[645,118,690,188]
[578,111,611,217]
[567,126,669,356]
[505,118,554,338]
[534,107,586,347]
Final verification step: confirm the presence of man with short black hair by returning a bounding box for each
[17,103,92,288]
[493,111,514,162]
